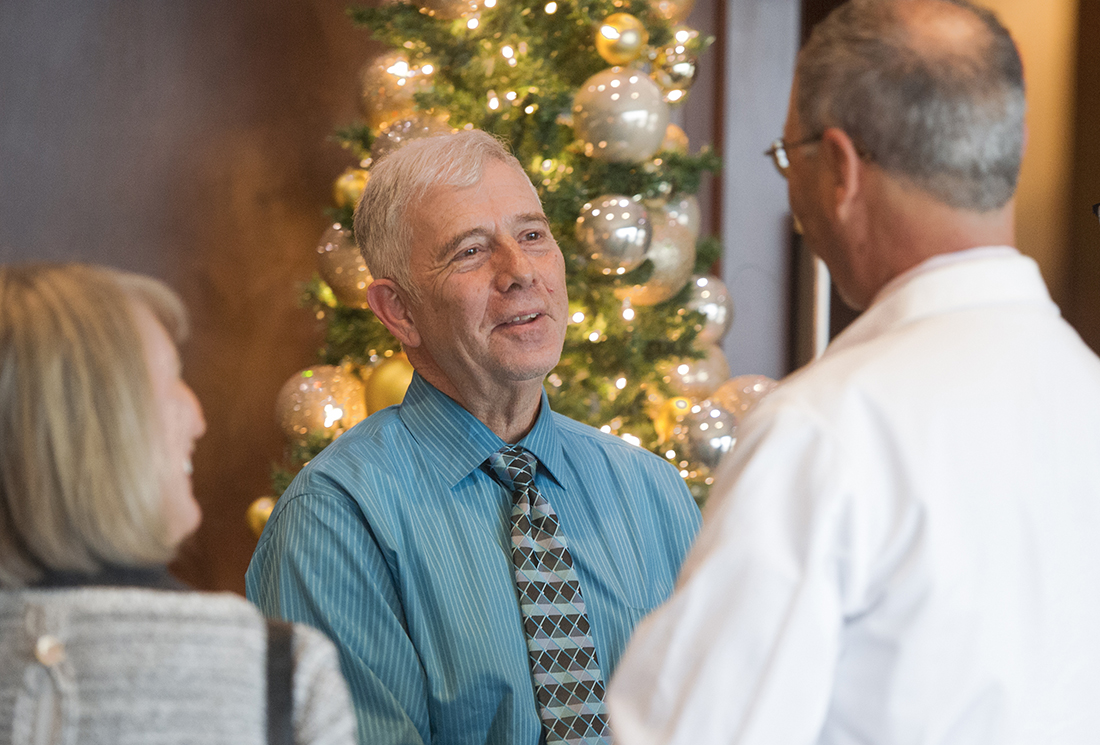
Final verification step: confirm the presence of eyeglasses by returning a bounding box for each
[765,136,823,178]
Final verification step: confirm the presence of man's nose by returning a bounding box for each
[493,240,536,291]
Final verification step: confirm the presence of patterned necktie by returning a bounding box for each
[486,445,611,745]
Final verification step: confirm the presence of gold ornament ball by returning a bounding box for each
[712,374,779,417]
[317,224,373,310]
[650,0,695,24]
[573,67,670,163]
[663,345,732,399]
[364,353,415,413]
[333,168,369,209]
[595,13,650,66]
[652,26,701,105]
[276,365,368,446]
[654,396,692,444]
[247,497,276,538]
[615,205,695,306]
[661,123,690,154]
[359,52,433,129]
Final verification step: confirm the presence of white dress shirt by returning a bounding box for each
[608,249,1100,745]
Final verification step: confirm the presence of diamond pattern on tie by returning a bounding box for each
[487,445,611,745]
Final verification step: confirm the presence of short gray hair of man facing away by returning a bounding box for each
[0,263,189,587]
[796,0,1025,212]
[353,129,535,304]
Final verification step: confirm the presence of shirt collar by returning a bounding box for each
[399,373,568,490]
[826,247,1053,357]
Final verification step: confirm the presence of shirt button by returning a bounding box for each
[35,635,65,667]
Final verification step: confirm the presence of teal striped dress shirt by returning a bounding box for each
[246,374,700,745]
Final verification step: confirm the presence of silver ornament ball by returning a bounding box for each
[371,114,452,162]
[573,67,670,163]
[682,398,739,469]
[685,274,733,346]
[576,195,651,274]
[664,344,731,399]
[616,204,695,306]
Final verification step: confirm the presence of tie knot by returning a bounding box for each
[487,445,537,492]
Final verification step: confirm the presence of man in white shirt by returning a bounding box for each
[606,1,1100,743]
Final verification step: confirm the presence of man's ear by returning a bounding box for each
[819,126,864,223]
[367,279,422,349]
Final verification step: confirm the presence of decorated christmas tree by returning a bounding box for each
[250,0,778,533]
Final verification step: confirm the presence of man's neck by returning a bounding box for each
[409,355,545,443]
[855,175,1016,306]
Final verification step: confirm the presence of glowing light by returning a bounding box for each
[542,159,554,171]
[667,90,685,102]
[323,404,343,428]
[544,1,557,12]
[601,424,613,433]
[600,24,621,41]
[421,64,435,74]
[386,61,411,77]
[675,29,692,43]
[484,0,496,6]
[505,90,518,101]
[696,276,708,287]
[677,364,690,375]
[666,450,676,459]
[588,331,601,342]
[621,433,642,447]
[622,307,635,321]
[571,311,585,323]
[467,16,479,29]
[525,105,535,114]
[502,45,514,59]
[616,377,627,390]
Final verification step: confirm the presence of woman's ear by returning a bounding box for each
[367,279,422,349]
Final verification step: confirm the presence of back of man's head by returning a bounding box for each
[795,0,1024,212]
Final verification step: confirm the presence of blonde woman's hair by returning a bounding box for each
[0,263,189,587]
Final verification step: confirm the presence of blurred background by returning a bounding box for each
[2,0,1097,593]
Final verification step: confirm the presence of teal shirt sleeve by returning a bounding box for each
[247,488,430,744]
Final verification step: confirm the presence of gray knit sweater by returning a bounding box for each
[0,587,356,745]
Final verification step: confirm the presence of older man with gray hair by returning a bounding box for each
[607,1,1100,743]
[247,130,700,745]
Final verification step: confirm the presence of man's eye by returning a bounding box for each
[522,230,542,241]
[460,246,480,258]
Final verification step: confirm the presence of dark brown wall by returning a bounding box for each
[1065,1,1100,355]
[0,1,380,592]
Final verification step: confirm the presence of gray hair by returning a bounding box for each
[795,0,1025,211]
[353,129,532,302]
